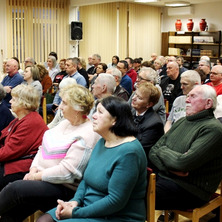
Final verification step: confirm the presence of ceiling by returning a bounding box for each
[71,0,221,7]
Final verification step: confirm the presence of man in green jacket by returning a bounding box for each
[149,85,222,214]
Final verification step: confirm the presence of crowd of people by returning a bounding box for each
[0,52,222,222]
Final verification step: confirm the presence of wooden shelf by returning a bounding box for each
[165,31,222,68]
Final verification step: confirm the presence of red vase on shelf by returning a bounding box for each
[175,19,182,31]
[187,19,194,31]
[199,19,207,31]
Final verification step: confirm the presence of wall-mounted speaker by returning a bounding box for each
[71,21,83,40]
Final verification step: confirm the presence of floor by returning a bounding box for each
[155,210,215,222]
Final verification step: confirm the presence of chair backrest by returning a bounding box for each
[147,168,156,222]
[41,96,47,124]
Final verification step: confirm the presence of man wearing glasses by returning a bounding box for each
[207,65,222,95]
[128,67,166,124]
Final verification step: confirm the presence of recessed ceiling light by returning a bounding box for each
[134,0,159,2]
[165,1,190,7]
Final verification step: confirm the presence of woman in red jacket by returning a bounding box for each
[0,84,48,191]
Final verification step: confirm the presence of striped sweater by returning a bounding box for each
[31,119,100,185]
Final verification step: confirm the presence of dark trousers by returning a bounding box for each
[0,180,75,222]
[0,163,27,191]
[156,175,207,210]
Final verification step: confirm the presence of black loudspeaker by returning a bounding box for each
[71,21,83,40]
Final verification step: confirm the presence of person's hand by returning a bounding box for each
[170,170,189,177]
[55,199,78,220]
[3,86,12,93]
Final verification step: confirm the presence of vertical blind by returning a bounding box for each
[6,0,69,67]
[79,2,161,63]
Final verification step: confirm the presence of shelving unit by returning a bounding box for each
[164,31,221,68]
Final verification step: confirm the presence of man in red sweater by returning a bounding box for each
[207,65,222,96]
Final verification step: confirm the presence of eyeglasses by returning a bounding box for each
[210,72,222,75]
[137,75,150,82]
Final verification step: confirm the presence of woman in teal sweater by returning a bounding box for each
[37,96,147,222]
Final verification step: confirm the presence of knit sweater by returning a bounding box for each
[149,109,222,201]
[0,112,48,175]
[48,138,147,221]
[31,119,100,185]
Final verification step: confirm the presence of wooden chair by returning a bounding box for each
[41,96,47,124]
[147,168,156,222]
[164,99,169,119]
[164,181,222,222]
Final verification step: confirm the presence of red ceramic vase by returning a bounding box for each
[175,19,182,31]
[199,19,207,31]
[187,19,194,31]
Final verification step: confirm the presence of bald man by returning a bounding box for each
[1,59,23,108]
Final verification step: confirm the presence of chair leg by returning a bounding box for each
[174,212,179,222]
[220,206,222,222]
[164,210,169,222]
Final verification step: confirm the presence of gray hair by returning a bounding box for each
[181,70,201,85]
[107,68,122,82]
[199,85,217,110]
[67,57,79,66]
[199,59,211,68]
[139,67,158,85]
[59,78,77,89]
[93,54,101,61]
[97,73,116,94]
[25,57,36,65]
[48,56,57,68]
[0,84,6,101]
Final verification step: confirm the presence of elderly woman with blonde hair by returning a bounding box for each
[0,84,48,191]
[0,84,100,222]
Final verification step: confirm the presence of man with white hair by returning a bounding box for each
[106,68,129,101]
[164,70,201,132]
[198,59,211,83]
[91,73,116,99]
[150,85,222,218]
[88,73,116,119]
